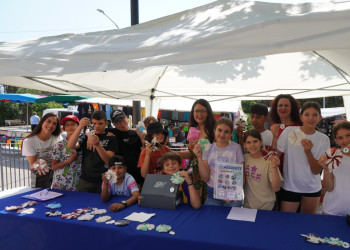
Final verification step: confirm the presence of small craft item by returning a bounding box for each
[74,208,91,214]
[280,124,285,129]
[263,145,278,161]
[115,220,131,226]
[61,212,80,220]
[235,118,246,128]
[91,208,107,215]
[187,167,193,175]
[33,159,49,172]
[169,231,175,235]
[95,215,112,223]
[136,223,155,231]
[150,137,159,151]
[300,233,349,248]
[105,169,117,184]
[137,121,145,133]
[288,129,306,146]
[77,213,94,221]
[45,202,61,210]
[106,220,116,225]
[343,147,350,153]
[324,148,343,172]
[45,211,62,217]
[187,127,201,142]
[17,208,35,214]
[156,224,172,233]
[198,138,210,152]
[170,171,184,184]
[21,200,37,208]
[5,206,22,211]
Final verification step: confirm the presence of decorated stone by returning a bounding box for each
[156,224,172,233]
[77,213,94,221]
[136,223,155,231]
[95,216,112,223]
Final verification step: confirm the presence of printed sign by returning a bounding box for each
[214,163,243,200]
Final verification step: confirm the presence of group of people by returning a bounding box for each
[21,95,349,217]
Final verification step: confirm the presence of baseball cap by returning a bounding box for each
[61,115,79,126]
[110,110,126,124]
[108,155,127,168]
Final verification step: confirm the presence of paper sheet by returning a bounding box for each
[227,207,257,222]
[22,190,63,201]
[124,212,155,223]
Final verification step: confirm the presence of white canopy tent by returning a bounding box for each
[0,0,350,118]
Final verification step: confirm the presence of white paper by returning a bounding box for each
[124,212,155,223]
[227,207,257,222]
[22,190,63,201]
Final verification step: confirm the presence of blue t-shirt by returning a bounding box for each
[30,115,40,125]
[109,173,139,196]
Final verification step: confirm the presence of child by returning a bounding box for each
[277,101,330,214]
[51,115,82,191]
[243,129,282,210]
[318,121,350,216]
[160,152,201,209]
[138,122,171,178]
[249,104,273,146]
[194,117,244,207]
[101,155,140,212]
[68,111,118,193]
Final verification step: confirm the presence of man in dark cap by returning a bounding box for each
[106,110,143,186]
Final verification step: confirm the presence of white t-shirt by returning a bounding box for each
[203,141,244,187]
[322,155,350,216]
[277,126,330,193]
[22,135,60,167]
[261,130,273,146]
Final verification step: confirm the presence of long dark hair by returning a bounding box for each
[189,99,215,143]
[26,112,60,139]
[270,94,301,124]
[333,121,350,139]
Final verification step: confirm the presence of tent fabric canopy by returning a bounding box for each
[35,95,91,104]
[0,0,350,117]
[0,93,45,103]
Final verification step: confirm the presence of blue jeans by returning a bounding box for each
[205,186,242,207]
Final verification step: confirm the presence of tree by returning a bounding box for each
[0,101,21,126]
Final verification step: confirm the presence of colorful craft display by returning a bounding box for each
[288,129,306,146]
[61,208,90,220]
[136,223,155,231]
[300,233,349,248]
[324,148,343,172]
[263,145,278,161]
[187,127,201,142]
[170,171,184,184]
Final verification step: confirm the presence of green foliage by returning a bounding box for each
[241,100,256,114]
[0,101,21,126]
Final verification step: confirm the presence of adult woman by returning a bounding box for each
[270,94,301,149]
[22,113,61,188]
[180,99,215,203]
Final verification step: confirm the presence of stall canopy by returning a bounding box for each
[35,95,91,104]
[0,0,350,117]
[0,93,45,103]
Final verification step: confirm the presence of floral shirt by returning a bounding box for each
[51,139,82,191]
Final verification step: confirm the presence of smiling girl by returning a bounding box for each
[243,129,282,210]
[194,117,244,207]
[277,102,330,214]
[318,121,350,216]
[22,112,61,188]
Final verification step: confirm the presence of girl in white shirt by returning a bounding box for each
[318,121,350,216]
[277,102,330,214]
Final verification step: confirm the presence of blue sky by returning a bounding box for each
[0,0,329,42]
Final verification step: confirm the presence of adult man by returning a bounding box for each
[107,110,143,185]
[169,124,185,143]
[30,112,40,131]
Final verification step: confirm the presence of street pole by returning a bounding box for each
[131,0,141,127]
